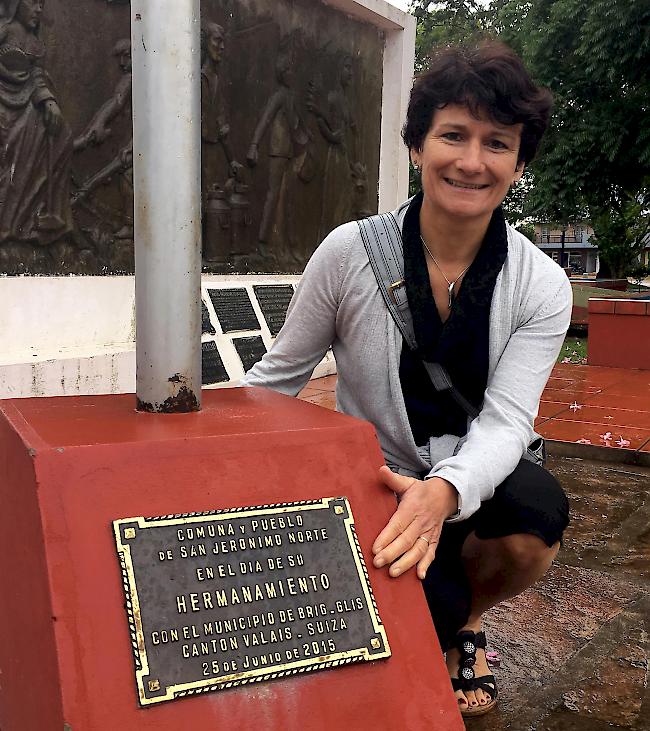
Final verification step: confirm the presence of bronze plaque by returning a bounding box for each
[113,498,390,706]
[254,284,295,336]
[201,340,229,385]
[201,300,216,335]
[208,288,260,333]
[233,335,267,372]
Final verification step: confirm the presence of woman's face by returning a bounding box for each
[16,0,43,31]
[411,104,523,225]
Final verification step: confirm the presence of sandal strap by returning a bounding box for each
[451,630,494,694]
[454,630,487,651]
[451,673,497,699]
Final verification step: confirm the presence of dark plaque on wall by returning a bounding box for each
[113,498,390,706]
[253,285,295,336]
[201,301,216,335]
[233,336,267,372]
[208,288,260,333]
[201,341,229,385]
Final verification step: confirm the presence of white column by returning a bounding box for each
[379,16,416,211]
[131,0,202,412]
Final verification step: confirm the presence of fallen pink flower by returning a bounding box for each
[486,651,501,668]
[570,401,583,412]
[615,437,631,447]
[561,357,572,364]
[600,432,612,442]
[576,438,592,444]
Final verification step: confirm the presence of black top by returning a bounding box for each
[399,192,508,447]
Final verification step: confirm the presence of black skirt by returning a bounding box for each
[421,459,570,650]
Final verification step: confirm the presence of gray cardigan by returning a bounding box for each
[243,200,573,521]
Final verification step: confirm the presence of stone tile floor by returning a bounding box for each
[300,364,650,464]
[299,367,650,730]
[536,365,650,463]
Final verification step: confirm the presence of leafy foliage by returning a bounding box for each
[496,0,650,212]
[589,197,650,278]
[411,0,493,72]
[410,0,650,272]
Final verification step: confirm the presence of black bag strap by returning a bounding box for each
[357,212,479,420]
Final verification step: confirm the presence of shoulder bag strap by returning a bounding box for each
[357,213,417,351]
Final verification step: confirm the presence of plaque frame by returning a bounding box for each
[113,498,390,706]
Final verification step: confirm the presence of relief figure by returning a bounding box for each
[201,21,248,264]
[246,37,308,264]
[0,0,73,245]
[308,54,360,239]
[73,38,133,240]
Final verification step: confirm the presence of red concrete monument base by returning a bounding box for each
[0,388,462,730]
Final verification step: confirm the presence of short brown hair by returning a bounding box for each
[402,41,553,165]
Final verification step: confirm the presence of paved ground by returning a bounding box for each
[475,456,650,731]
[536,364,650,465]
[300,372,650,730]
[300,364,650,465]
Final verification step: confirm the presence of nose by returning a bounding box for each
[456,139,485,175]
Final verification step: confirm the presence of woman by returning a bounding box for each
[0,0,73,245]
[243,41,572,717]
[307,54,358,240]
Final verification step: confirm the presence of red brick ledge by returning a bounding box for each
[588,298,649,316]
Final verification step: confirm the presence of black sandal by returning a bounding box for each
[450,630,498,717]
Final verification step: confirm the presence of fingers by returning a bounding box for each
[372,508,413,558]
[373,467,448,579]
[373,518,423,569]
[377,465,415,497]
[387,533,437,578]
[416,537,438,580]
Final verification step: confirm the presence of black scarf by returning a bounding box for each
[399,191,508,444]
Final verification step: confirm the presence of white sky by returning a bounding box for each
[386,0,411,10]
[385,0,491,11]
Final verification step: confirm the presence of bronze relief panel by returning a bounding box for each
[0,0,383,275]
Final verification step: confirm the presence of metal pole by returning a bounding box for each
[131,0,202,412]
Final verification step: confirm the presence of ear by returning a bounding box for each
[410,149,421,169]
[512,160,525,184]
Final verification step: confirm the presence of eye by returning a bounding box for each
[487,138,509,151]
[440,132,462,142]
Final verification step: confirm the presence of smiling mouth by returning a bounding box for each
[444,178,489,190]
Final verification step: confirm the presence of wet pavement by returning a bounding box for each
[536,364,650,465]
[475,456,650,731]
[299,374,650,730]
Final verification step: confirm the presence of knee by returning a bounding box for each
[497,533,557,573]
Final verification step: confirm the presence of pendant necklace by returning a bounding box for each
[420,235,471,309]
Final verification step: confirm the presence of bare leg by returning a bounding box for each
[446,532,560,711]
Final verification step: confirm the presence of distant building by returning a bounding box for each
[534,222,650,275]
[534,222,598,274]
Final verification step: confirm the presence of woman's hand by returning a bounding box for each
[372,466,458,580]
[42,100,63,136]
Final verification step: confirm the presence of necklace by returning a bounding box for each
[420,235,472,308]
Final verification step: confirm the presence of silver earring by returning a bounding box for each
[413,163,420,172]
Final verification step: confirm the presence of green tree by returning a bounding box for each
[494,0,650,272]
[411,0,492,72]
[410,0,650,276]
[590,196,650,278]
